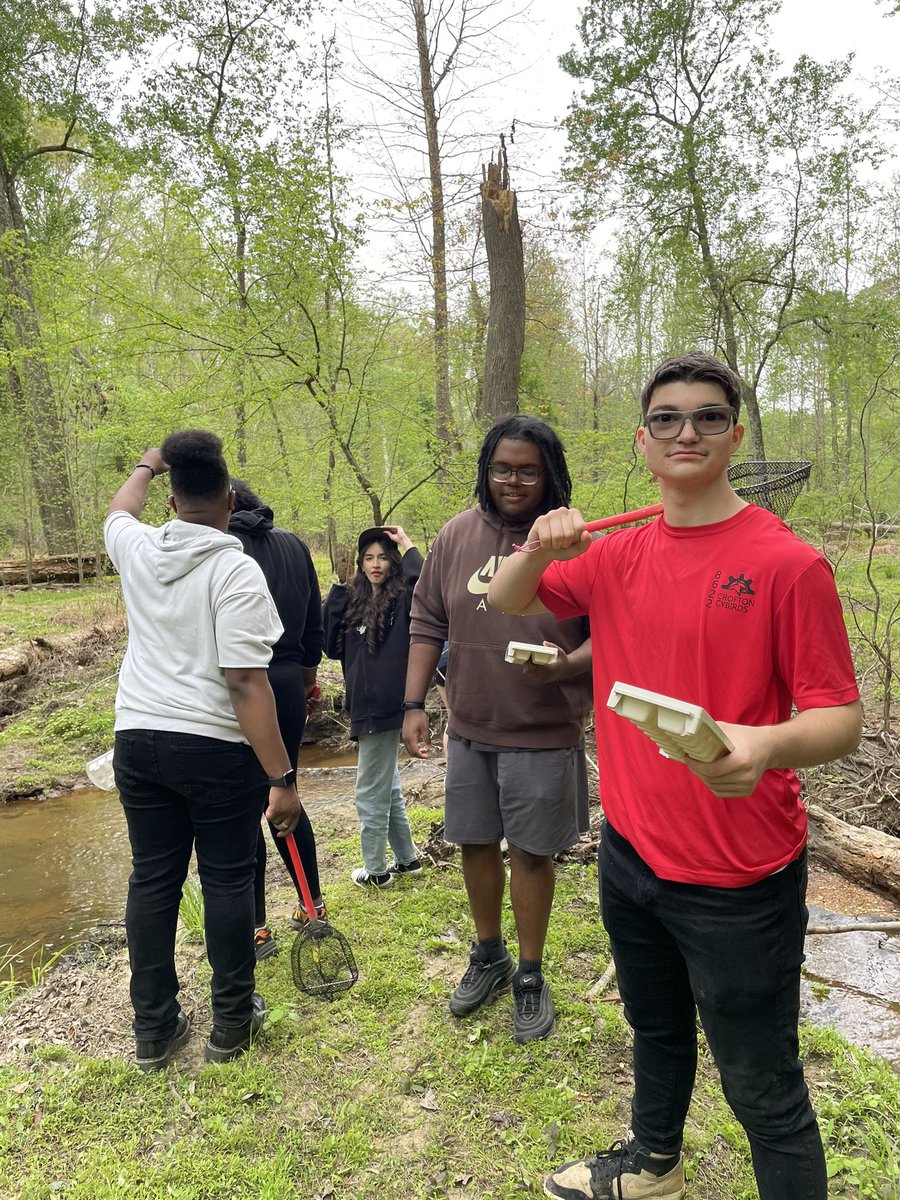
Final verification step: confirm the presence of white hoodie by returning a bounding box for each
[105,511,283,741]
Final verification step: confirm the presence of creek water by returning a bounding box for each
[1,769,899,1068]
[0,752,361,975]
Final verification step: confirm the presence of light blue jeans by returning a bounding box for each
[355,729,418,875]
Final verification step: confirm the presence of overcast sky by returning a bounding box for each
[318,0,897,278]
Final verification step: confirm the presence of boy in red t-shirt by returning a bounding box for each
[488,352,861,1200]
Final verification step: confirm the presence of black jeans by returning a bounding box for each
[600,820,826,1200]
[115,729,267,1039]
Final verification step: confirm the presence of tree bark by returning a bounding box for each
[480,147,524,422]
[807,803,900,903]
[412,0,454,448]
[0,140,79,554]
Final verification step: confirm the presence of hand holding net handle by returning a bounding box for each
[585,503,664,533]
[514,503,664,552]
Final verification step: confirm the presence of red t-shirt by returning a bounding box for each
[538,505,859,886]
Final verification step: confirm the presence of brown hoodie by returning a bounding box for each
[409,506,592,749]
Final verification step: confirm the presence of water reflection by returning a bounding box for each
[0,787,131,969]
[802,906,900,1066]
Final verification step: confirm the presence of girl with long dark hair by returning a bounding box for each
[323,526,423,888]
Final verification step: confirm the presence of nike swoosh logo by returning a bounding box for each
[467,554,506,595]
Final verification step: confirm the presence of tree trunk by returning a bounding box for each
[0,141,79,555]
[807,803,900,903]
[480,148,525,422]
[468,275,489,425]
[412,0,454,449]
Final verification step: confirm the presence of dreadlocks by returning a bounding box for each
[475,415,572,516]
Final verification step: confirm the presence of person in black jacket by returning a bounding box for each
[323,526,423,888]
[229,480,326,958]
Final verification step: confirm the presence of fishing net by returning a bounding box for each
[728,460,813,519]
[290,917,359,999]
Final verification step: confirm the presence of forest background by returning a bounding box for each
[1,0,899,723]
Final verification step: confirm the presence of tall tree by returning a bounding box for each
[132,0,315,467]
[347,0,508,451]
[561,0,878,458]
[0,0,125,552]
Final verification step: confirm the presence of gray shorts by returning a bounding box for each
[443,736,590,856]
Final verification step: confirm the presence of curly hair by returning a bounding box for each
[230,477,263,512]
[475,415,572,515]
[343,535,406,653]
[161,430,230,501]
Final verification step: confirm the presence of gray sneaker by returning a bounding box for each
[513,974,556,1043]
[449,945,515,1016]
[543,1139,684,1199]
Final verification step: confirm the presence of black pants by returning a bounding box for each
[600,820,826,1200]
[115,729,266,1038]
[253,660,321,925]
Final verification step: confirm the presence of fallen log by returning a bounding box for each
[806,921,900,935]
[0,554,109,586]
[0,620,123,683]
[807,803,900,903]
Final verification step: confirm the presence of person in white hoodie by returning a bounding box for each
[105,430,301,1070]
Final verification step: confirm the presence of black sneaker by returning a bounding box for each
[387,859,423,875]
[513,974,556,1044]
[135,1011,191,1072]
[254,926,277,961]
[543,1139,684,1199]
[204,993,268,1064]
[350,867,393,889]
[449,945,515,1016]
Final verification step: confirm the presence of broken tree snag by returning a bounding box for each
[807,803,900,903]
[481,136,525,421]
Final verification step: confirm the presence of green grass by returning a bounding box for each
[1,807,898,1200]
[178,875,206,944]
[0,579,122,649]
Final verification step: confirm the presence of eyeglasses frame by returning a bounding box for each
[643,407,736,441]
[487,463,545,485]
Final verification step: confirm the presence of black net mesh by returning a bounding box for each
[727,460,812,519]
[291,921,359,999]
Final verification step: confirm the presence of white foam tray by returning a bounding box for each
[606,682,734,763]
[504,640,559,666]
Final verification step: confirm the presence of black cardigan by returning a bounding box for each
[322,548,423,738]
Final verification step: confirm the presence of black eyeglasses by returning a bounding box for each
[644,407,735,440]
[488,464,543,485]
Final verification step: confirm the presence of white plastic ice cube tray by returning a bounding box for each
[606,682,734,763]
[504,640,559,666]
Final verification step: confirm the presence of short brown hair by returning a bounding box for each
[640,352,742,417]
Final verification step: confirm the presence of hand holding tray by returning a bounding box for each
[504,640,559,666]
[606,682,734,763]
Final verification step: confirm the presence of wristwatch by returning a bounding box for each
[401,700,426,711]
[266,769,297,788]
